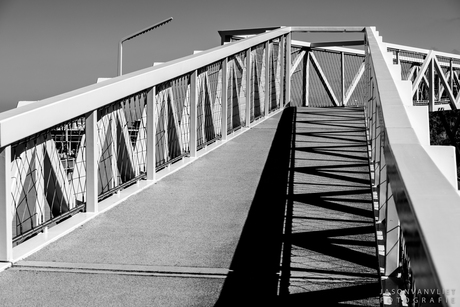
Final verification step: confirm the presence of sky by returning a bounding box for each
[0,0,459,113]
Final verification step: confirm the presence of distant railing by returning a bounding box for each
[366,26,460,306]
[385,42,460,112]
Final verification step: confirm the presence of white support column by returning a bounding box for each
[285,33,291,105]
[341,52,345,106]
[385,181,400,276]
[0,145,12,261]
[86,110,98,213]
[450,59,454,92]
[146,87,156,181]
[429,59,435,112]
[305,50,310,107]
[264,41,270,115]
[190,70,198,157]
[221,58,228,140]
[245,48,251,127]
[279,35,285,107]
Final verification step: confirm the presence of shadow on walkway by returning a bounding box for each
[215,107,380,306]
[215,107,296,306]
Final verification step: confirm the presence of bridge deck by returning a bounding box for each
[0,107,380,306]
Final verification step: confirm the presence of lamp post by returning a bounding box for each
[118,17,173,76]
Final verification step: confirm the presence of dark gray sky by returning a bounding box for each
[1,0,459,112]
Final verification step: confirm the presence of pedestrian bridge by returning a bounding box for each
[0,26,459,306]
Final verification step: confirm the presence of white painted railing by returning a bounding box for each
[366,26,460,306]
[0,27,293,261]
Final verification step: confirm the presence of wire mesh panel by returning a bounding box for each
[250,43,266,121]
[228,51,247,131]
[196,61,223,149]
[344,53,366,106]
[308,52,334,107]
[11,116,86,243]
[155,74,191,169]
[269,40,281,111]
[436,55,460,105]
[312,50,341,107]
[119,91,148,181]
[97,91,147,199]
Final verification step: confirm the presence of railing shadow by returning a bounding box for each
[215,107,296,306]
[278,107,380,306]
[215,107,380,306]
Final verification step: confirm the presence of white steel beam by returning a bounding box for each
[246,48,251,126]
[146,87,156,180]
[190,70,198,157]
[309,52,340,106]
[290,50,306,77]
[285,33,292,105]
[433,57,458,109]
[85,110,98,213]
[221,58,228,140]
[344,61,365,105]
[0,145,12,261]
[264,41,270,115]
[411,51,434,97]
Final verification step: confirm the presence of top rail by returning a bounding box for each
[366,26,460,305]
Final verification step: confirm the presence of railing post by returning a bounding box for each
[221,58,228,140]
[304,49,310,107]
[429,58,435,112]
[384,180,400,276]
[285,33,291,105]
[245,48,251,127]
[264,41,270,116]
[146,87,156,181]
[190,70,198,157]
[279,35,285,107]
[86,110,98,213]
[341,51,345,106]
[0,145,12,261]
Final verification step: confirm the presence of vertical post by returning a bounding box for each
[118,43,123,76]
[341,51,345,106]
[305,49,310,107]
[221,58,228,140]
[429,58,435,112]
[450,59,454,92]
[146,87,156,181]
[385,181,400,276]
[246,48,251,127]
[285,33,291,106]
[190,70,198,157]
[264,41,270,116]
[86,110,98,213]
[0,145,12,261]
[229,60,233,133]
[279,35,285,107]
[395,50,400,65]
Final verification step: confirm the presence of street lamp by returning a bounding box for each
[118,17,173,76]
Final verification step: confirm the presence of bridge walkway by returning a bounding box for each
[0,107,380,306]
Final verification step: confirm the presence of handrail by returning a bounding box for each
[366,26,460,305]
[0,27,291,147]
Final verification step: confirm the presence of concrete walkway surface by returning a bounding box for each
[0,107,380,306]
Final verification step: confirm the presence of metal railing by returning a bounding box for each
[0,26,459,306]
[366,27,460,306]
[0,27,293,258]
